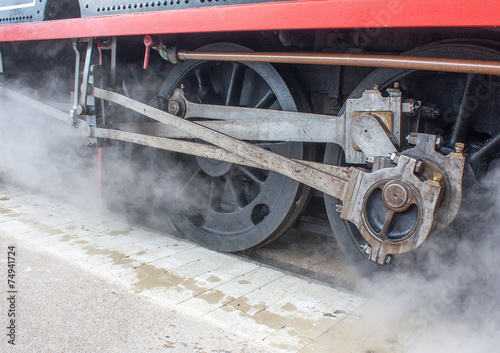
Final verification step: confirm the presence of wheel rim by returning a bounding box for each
[325,42,500,275]
[157,43,310,252]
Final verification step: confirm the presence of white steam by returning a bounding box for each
[0,93,99,208]
[356,166,500,352]
[1,65,500,353]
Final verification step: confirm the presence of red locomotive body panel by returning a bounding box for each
[0,0,499,42]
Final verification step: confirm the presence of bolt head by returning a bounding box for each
[75,104,84,115]
[168,101,180,115]
[415,160,424,173]
[84,125,92,137]
[382,181,411,212]
[455,142,465,154]
[433,173,443,183]
[360,243,371,255]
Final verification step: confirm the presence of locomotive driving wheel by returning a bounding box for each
[325,42,500,275]
[156,43,311,252]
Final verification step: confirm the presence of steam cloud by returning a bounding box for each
[1,64,500,353]
[357,166,500,352]
[0,94,99,207]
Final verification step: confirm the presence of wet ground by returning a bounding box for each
[0,231,274,353]
[0,184,393,353]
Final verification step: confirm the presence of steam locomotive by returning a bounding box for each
[1,0,499,275]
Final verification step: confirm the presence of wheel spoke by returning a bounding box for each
[194,67,217,102]
[470,133,500,165]
[225,63,246,106]
[238,166,265,185]
[160,44,305,252]
[268,99,281,110]
[254,89,277,109]
[450,73,475,146]
[207,179,224,210]
[379,210,396,240]
[227,177,247,208]
[179,168,203,196]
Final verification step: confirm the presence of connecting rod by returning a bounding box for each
[91,87,350,200]
[0,84,462,264]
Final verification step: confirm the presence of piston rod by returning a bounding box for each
[159,48,500,76]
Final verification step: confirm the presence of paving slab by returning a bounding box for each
[0,184,381,353]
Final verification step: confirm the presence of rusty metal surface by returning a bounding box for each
[0,84,467,265]
[175,50,500,76]
[403,133,466,232]
[163,86,408,164]
[351,113,397,158]
[96,126,351,182]
[341,153,444,265]
[343,88,404,163]
[91,87,350,200]
[113,117,345,143]
[91,88,467,264]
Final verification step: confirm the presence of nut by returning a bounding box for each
[388,153,399,164]
[455,142,465,154]
[84,125,94,138]
[168,101,180,115]
[414,160,424,173]
[433,173,443,183]
[435,137,442,149]
[360,243,371,255]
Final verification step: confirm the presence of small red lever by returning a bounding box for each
[143,35,154,70]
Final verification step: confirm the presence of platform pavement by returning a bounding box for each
[0,184,397,353]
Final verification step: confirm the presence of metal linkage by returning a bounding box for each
[157,46,500,76]
[70,38,94,124]
[88,87,465,264]
[69,39,80,123]
[91,86,350,200]
[343,153,443,264]
[0,84,466,264]
[0,85,86,129]
[141,87,409,164]
[90,126,350,180]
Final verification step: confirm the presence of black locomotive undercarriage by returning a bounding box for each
[1,15,500,274]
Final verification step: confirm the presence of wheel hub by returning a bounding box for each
[382,181,412,211]
[196,156,233,177]
[363,180,420,243]
[156,43,310,252]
